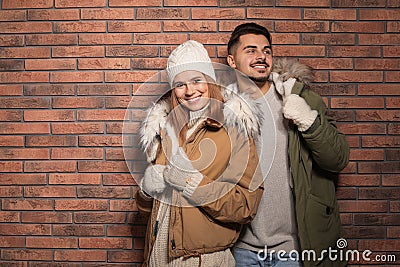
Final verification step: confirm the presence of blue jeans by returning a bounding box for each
[234,247,302,267]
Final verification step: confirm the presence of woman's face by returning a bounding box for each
[172,70,210,111]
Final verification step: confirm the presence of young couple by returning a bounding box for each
[135,23,349,267]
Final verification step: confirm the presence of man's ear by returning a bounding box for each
[227,55,236,68]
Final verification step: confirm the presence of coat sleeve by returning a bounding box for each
[300,87,350,173]
[187,132,264,225]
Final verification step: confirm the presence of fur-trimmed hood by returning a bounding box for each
[139,57,313,162]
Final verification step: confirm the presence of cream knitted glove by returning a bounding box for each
[283,94,318,132]
[140,164,167,196]
[163,148,203,198]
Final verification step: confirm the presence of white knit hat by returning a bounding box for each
[166,40,216,86]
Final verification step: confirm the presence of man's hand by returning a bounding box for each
[283,94,318,132]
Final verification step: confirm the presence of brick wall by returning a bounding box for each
[0,0,399,265]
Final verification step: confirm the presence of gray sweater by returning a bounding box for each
[236,84,299,254]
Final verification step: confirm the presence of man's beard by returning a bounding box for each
[249,75,269,83]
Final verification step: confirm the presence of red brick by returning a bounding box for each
[77,110,126,121]
[79,33,132,45]
[74,212,126,223]
[0,136,24,146]
[2,0,53,9]
[0,148,49,160]
[0,47,50,59]
[333,22,384,33]
[0,35,24,46]
[360,9,400,20]
[0,123,50,134]
[304,8,356,20]
[55,199,107,210]
[189,33,230,45]
[77,84,130,95]
[78,161,129,172]
[26,136,77,147]
[355,58,400,70]
[0,97,49,108]
[54,22,106,33]
[164,21,217,32]
[390,201,400,212]
[359,240,400,251]
[388,21,400,33]
[349,149,384,160]
[0,85,22,95]
[331,97,384,108]
[0,110,22,121]
[359,162,400,174]
[78,58,130,70]
[26,237,78,248]
[110,200,137,211]
[332,0,386,7]
[273,45,325,57]
[362,136,400,148]
[0,224,50,235]
[384,46,400,57]
[24,84,74,96]
[0,22,52,33]
[247,8,300,19]
[387,150,400,161]
[137,8,191,19]
[54,250,107,262]
[166,0,217,5]
[109,0,161,6]
[26,34,78,46]
[359,34,400,45]
[55,0,106,7]
[79,237,132,249]
[268,33,299,45]
[2,199,53,210]
[388,226,400,238]
[0,161,22,173]
[49,173,101,185]
[52,148,103,160]
[134,33,187,45]
[24,161,76,173]
[51,123,104,134]
[52,46,104,58]
[0,236,25,248]
[22,212,72,223]
[339,200,388,212]
[79,135,123,146]
[0,187,22,198]
[354,214,400,226]
[0,72,49,83]
[0,210,20,222]
[131,58,167,70]
[81,8,134,19]
[0,10,26,21]
[24,110,74,122]
[108,250,143,263]
[107,225,137,236]
[24,186,75,197]
[302,33,355,45]
[300,58,353,70]
[386,71,400,82]
[330,71,383,82]
[108,21,161,33]
[53,224,104,236]
[276,21,329,32]
[105,96,134,109]
[105,71,157,83]
[77,186,130,198]
[52,97,104,108]
[50,71,103,83]
[102,174,137,186]
[338,174,380,187]
[107,148,145,161]
[328,46,381,57]
[356,110,399,122]
[1,249,52,261]
[387,98,400,109]
[106,45,158,57]
[342,226,385,239]
[28,9,80,20]
[389,123,400,134]
[0,174,46,185]
[106,122,140,134]
[25,59,76,71]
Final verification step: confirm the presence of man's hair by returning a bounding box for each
[227,22,272,55]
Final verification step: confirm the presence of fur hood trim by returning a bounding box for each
[272,57,313,85]
[140,90,262,162]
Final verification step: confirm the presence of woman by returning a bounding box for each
[135,40,264,266]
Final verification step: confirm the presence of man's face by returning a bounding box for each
[227,34,273,84]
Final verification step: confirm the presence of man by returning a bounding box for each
[227,23,349,267]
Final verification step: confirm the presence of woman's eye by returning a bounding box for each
[174,83,184,88]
